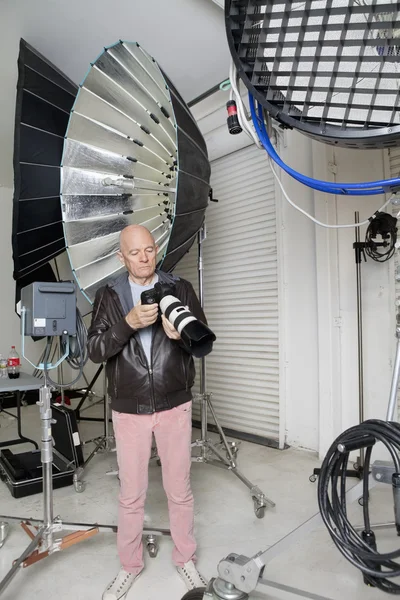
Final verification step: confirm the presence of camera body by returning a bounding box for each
[140,282,216,358]
[141,282,176,307]
[141,283,175,322]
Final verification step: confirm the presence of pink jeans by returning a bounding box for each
[112,401,196,574]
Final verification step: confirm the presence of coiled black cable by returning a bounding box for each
[63,308,88,370]
[318,420,400,593]
[365,212,397,263]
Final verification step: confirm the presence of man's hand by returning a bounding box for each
[125,300,158,330]
[161,314,181,340]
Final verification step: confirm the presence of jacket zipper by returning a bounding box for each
[132,330,155,412]
[113,361,118,399]
[182,353,189,392]
[149,325,155,411]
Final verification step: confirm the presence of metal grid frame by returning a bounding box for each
[226,0,400,148]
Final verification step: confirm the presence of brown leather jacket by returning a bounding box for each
[87,270,207,414]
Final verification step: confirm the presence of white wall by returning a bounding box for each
[279,133,394,457]
[278,131,320,452]
[193,89,395,458]
[312,142,394,458]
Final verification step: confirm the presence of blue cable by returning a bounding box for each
[256,101,386,195]
[251,96,384,195]
[250,96,348,195]
[249,93,400,196]
[251,96,386,195]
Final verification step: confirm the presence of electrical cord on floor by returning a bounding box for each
[318,420,400,593]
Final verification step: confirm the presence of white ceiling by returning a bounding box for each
[5,0,229,102]
[210,0,225,8]
[0,0,230,186]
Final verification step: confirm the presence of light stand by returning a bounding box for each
[0,378,168,596]
[0,286,170,597]
[310,211,374,484]
[73,363,108,423]
[52,361,118,491]
[191,224,275,518]
[72,365,117,492]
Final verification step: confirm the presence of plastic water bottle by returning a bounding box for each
[7,346,20,379]
[0,356,7,379]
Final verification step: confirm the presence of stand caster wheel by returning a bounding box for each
[255,505,265,519]
[74,480,86,493]
[145,535,158,558]
[0,522,10,549]
[353,462,360,471]
[147,542,158,558]
[226,452,237,463]
[226,445,239,461]
[309,474,317,483]
[358,494,369,506]
[181,588,206,600]
[253,497,266,519]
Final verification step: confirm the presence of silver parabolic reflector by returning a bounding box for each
[61,41,211,303]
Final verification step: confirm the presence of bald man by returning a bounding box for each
[87,225,209,600]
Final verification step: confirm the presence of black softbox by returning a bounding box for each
[12,39,78,306]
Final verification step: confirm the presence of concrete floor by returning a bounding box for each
[0,395,397,600]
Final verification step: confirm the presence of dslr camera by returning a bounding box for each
[141,282,215,358]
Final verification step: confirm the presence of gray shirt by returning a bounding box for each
[128,274,159,365]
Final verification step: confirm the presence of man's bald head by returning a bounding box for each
[117,225,158,285]
[119,225,155,252]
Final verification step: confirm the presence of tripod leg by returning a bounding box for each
[204,437,276,513]
[60,527,99,551]
[0,522,9,549]
[75,364,103,414]
[0,526,45,594]
[206,395,236,466]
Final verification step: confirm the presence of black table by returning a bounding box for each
[0,373,42,450]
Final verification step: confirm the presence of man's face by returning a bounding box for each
[117,227,159,283]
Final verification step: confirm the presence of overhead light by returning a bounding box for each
[225,0,400,148]
[61,41,211,303]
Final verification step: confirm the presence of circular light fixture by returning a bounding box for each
[226,0,400,148]
[61,41,211,303]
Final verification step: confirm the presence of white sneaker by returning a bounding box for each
[102,568,142,600]
[177,560,208,590]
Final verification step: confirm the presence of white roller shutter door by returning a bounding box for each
[177,144,281,446]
